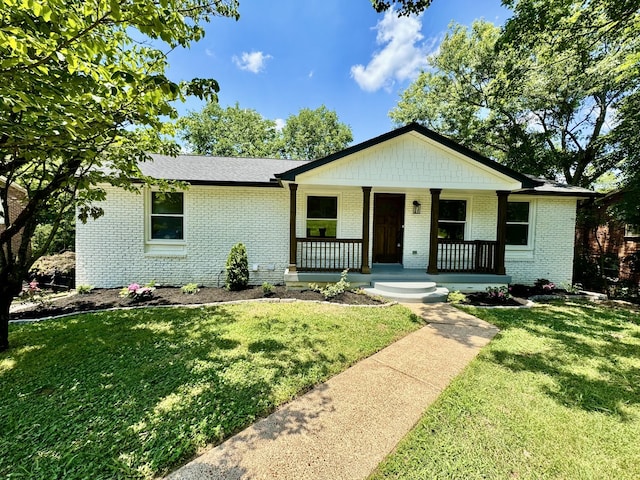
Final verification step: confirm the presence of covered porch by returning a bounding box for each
[284,184,511,287]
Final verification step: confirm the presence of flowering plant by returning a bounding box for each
[119,282,155,301]
[19,280,41,300]
[542,282,556,291]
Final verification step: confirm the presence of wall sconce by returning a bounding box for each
[412,200,421,214]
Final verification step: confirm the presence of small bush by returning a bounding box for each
[119,282,155,301]
[76,284,94,294]
[309,269,350,299]
[181,283,200,295]
[447,291,466,304]
[262,282,274,296]
[226,243,249,291]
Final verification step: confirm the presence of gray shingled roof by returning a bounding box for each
[139,154,597,197]
[512,175,598,197]
[141,154,309,185]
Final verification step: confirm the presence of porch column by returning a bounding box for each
[427,188,442,274]
[495,190,509,275]
[288,183,298,272]
[361,186,372,274]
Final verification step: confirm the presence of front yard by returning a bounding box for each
[372,301,640,479]
[1,302,422,479]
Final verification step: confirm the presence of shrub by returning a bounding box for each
[76,284,94,294]
[119,282,155,301]
[225,243,249,291]
[447,290,466,304]
[486,285,510,300]
[262,282,274,296]
[309,269,350,299]
[181,283,200,295]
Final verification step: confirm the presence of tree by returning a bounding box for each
[0,0,240,351]
[178,103,353,160]
[281,105,353,160]
[391,15,639,188]
[371,0,433,16]
[178,102,282,157]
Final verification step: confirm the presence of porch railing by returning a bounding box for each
[437,239,497,273]
[296,238,363,272]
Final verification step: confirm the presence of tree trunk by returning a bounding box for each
[0,281,21,352]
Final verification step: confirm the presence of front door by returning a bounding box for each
[373,193,405,263]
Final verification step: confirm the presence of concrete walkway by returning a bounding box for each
[166,304,499,480]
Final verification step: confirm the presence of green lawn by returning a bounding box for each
[1,302,422,479]
[372,301,640,479]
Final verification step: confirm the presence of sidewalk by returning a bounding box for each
[166,303,499,480]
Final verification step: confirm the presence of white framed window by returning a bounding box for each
[306,195,338,238]
[506,201,530,246]
[625,224,640,238]
[438,199,467,240]
[149,191,184,241]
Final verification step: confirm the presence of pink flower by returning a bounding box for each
[128,283,141,292]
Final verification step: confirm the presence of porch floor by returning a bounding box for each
[285,264,511,293]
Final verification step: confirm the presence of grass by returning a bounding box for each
[371,301,640,479]
[0,302,422,479]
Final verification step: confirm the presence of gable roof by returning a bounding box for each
[275,122,542,189]
[140,154,307,187]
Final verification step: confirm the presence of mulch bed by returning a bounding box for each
[10,286,385,321]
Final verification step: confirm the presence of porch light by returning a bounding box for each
[412,200,421,214]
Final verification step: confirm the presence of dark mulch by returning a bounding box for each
[10,286,384,321]
[461,292,523,307]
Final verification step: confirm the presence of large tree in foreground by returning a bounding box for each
[0,0,239,351]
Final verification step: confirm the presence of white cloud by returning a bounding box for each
[350,10,434,92]
[232,51,272,73]
[308,70,314,79]
[274,118,285,131]
[205,48,214,57]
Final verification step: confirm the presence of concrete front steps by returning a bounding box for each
[363,281,449,303]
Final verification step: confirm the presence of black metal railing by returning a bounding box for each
[437,239,497,273]
[296,238,363,272]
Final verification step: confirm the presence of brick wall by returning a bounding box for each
[76,185,289,288]
[77,184,579,288]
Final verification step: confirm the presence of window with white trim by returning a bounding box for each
[625,224,640,238]
[438,200,466,240]
[306,196,337,238]
[150,192,184,240]
[506,201,530,246]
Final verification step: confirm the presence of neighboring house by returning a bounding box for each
[76,123,596,291]
[575,190,640,285]
[0,178,28,255]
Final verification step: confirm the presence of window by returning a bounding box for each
[150,192,184,240]
[438,200,466,240]
[625,224,640,238]
[506,201,530,246]
[306,196,337,238]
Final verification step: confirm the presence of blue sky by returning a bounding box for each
[167,1,512,145]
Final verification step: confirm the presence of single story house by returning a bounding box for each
[76,123,595,292]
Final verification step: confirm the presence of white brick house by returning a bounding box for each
[76,124,595,291]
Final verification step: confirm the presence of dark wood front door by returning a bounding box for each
[373,193,405,263]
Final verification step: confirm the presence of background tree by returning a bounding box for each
[371,0,432,16]
[178,102,282,157]
[391,15,638,188]
[178,103,353,160]
[0,0,240,351]
[281,105,353,160]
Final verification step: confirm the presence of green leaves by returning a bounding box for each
[0,0,240,348]
[391,5,639,188]
[178,102,353,160]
